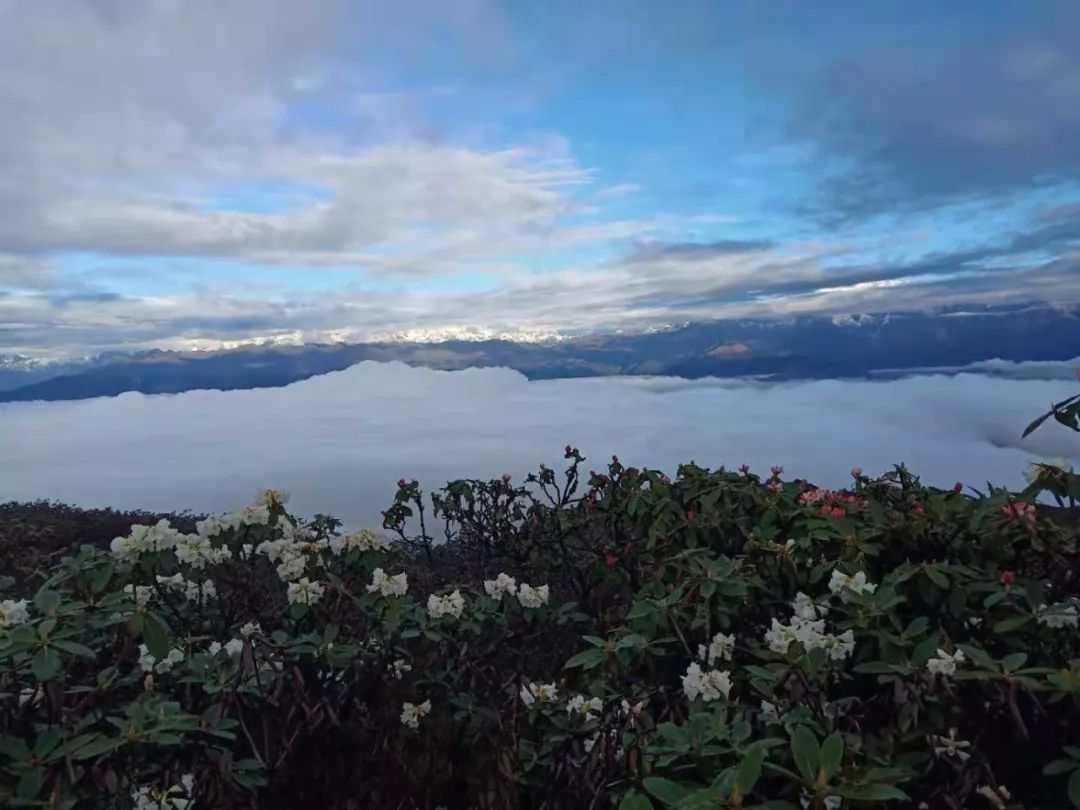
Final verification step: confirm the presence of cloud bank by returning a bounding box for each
[1,363,1077,527]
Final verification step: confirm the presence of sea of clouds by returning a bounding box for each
[2,361,1078,527]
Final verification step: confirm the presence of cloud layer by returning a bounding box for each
[1,363,1076,526]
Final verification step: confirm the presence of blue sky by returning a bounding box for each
[0,0,1078,357]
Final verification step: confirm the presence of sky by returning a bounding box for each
[1,0,1079,358]
[1,362,1077,524]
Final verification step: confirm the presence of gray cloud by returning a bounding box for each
[0,362,1076,526]
[794,4,1080,218]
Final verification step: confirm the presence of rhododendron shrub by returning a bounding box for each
[0,446,1078,809]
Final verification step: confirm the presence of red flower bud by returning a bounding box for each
[660,475,671,486]
[1000,570,1015,585]
[605,554,618,568]
[501,473,512,484]
[686,509,696,523]
[397,479,407,489]
[953,482,963,493]
[565,444,573,455]
[739,464,750,474]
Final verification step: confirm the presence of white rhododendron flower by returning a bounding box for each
[256,489,289,508]
[400,699,431,729]
[698,632,735,665]
[123,585,154,611]
[391,659,412,680]
[287,577,326,605]
[976,785,1011,809]
[566,694,603,720]
[764,615,827,654]
[427,590,465,619]
[0,599,30,630]
[224,638,244,657]
[330,529,390,555]
[367,568,408,597]
[760,700,781,724]
[131,773,195,810]
[239,621,261,638]
[828,569,877,601]
[930,728,972,762]
[681,662,732,703]
[800,793,841,810]
[110,520,182,560]
[138,644,185,675]
[823,629,856,661]
[927,648,965,676]
[1036,602,1079,629]
[483,572,518,600]
[208,641,222,656]
[519,681,558,707]
[185,579,217,604]
[517,583,549,608]
[791,592,826,620]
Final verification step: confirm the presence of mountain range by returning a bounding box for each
[2,304,1078,403]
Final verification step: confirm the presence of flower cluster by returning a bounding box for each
[138,644,185,675]
[483,572,517,600]
[828,569,877,601]
[799,487,864,518]
[567,694,603,720]
[155,574,217,604]
[330,528,390,555]
[368,568,408,597]
[520,681,558,707]
[400,700,431,730]
[764,593,854,660]
[516,582,549,608]
[927,648,965,676]
[697,632,735,665]
[1002,501,1037,525]
[286,577,325,605]
[930,728,972,762]
[0,598,30,630]
[1036,602,1079,629]
[208,639,245,657]
[131,773,194,810]
[110,519,186,560]
[427,590,465,619]
[682,662,732,703]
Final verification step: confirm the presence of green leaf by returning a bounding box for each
[819,733,844,781]
[31,647,60,682]
[34,589,61,616]
[34,728,60,758]
[1044,759,1078,776]
[16,767,43,799]
[925,567,949,588]
[1069,768,1080,809]
[563,648,605,670]
[835,783,909,801]
[1001,652,1029,671]
[643,777,692,807]
[626,601,656,621]
[71,735,122,760]
[736,745,766,795]
[993,615,1031,634]
[0,735,31,760]
[791,726,820,782]
[619,790,654,810]
[141,611,171,660]
[52,640,97,659]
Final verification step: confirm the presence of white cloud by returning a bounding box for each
[1,363,1075,526]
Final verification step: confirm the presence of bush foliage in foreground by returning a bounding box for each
[1,449,1079,809]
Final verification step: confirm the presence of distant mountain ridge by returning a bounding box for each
[1,303,1077,403]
